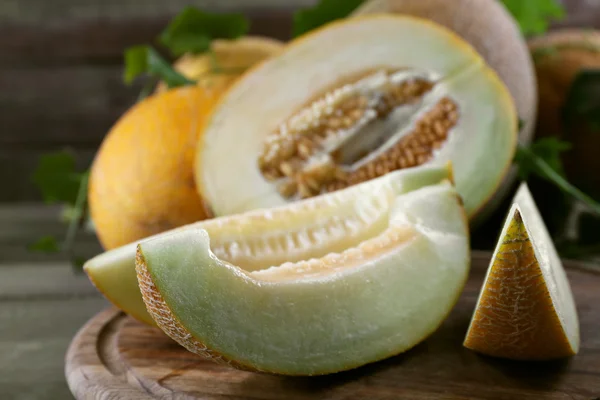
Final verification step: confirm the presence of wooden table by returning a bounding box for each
[0,205,106,399]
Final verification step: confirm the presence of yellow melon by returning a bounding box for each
[89,86,219,250]
[155,36,284,94]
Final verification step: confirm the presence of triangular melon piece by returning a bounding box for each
[135,173,470,375]
[464,183,580,360]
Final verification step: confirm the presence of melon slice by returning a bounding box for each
[84,164,453,326]
[135,171,469,376]
[464,183,580,360]
[195,15,517,219]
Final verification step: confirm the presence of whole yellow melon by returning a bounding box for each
[89,86,219,250]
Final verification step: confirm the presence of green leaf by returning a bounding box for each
[32,151,82,205]
[160,7,249,56]
[293,0,365,37]
[124,45,149,84]
[123,45,195,89]
[28,236,60,253]
[500,0,565,36]
[515,138,571,180]
[563,69,600,132]
[516,144,600,216]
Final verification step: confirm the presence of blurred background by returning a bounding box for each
[2,0,600,398]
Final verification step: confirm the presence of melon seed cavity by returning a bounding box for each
[257,70,459,199]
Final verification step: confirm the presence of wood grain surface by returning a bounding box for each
[65,252,600,400]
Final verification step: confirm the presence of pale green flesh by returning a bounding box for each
[140,182,469,375]
[84,164,451,324]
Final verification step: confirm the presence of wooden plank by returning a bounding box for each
[0,0,299,66]
[0,204,103,263]
[0,66,135,147]
[0,297,108,400]
[0,263,99,299]
[0,149,95,203]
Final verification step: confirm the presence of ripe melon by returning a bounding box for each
[84,163,455,326]
[464,183,580,360]
[155,36,284,94]
[89,86,219,250]
[195,15,517,220]
[135,164,469,375]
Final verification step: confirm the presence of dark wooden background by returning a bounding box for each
[1,0,599,204]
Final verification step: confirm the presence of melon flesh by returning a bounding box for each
[196,15,517,219]
[136,175,469,375]
[85,164,452,326]
[464,183,580,359]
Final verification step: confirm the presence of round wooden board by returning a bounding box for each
[66,252,600,399]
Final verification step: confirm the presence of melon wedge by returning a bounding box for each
[195,15,517,219]
[464,183,580,360]
[135,171,469,375]
[84,164,454,326]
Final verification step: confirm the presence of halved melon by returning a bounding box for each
[464,183,580,360]
[84,164,454,326]
[135,168,469,375]
[195,15,517,219]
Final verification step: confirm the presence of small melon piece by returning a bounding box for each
[89,86,219,250]
[135,171,469,376]
[464,183,580,360]
[85,164,453,326]
[196,15,517,220]
[155,36,284,94]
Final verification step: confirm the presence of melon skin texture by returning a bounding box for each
[529,29,600,195]
[89,86,219,251]
[84,164,454,326]
[195,15,517,221]
[136,172,469,375]
[155,36,284,94]
[352,0,536,222]
[464,183,580,360]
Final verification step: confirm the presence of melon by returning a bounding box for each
[88,86,218,250]
[135,164,469,375]
[155,36,284,94]
[84,164,455,326]
[352,0,537,220]
[195,15,517,220]
[464,183,580,360]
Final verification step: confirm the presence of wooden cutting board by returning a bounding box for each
[65,251,600,399]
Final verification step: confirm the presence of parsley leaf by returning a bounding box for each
[32,150,83,205]
[516,142,600,215]
[563,69,600,131]
[293,0,365,37]
[160,7,249,56]
[28,236,60,253]
[515,138,571,180]
[123,45,195,89]
[500,0,565,36]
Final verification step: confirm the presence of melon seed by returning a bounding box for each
[257,70,459,199]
